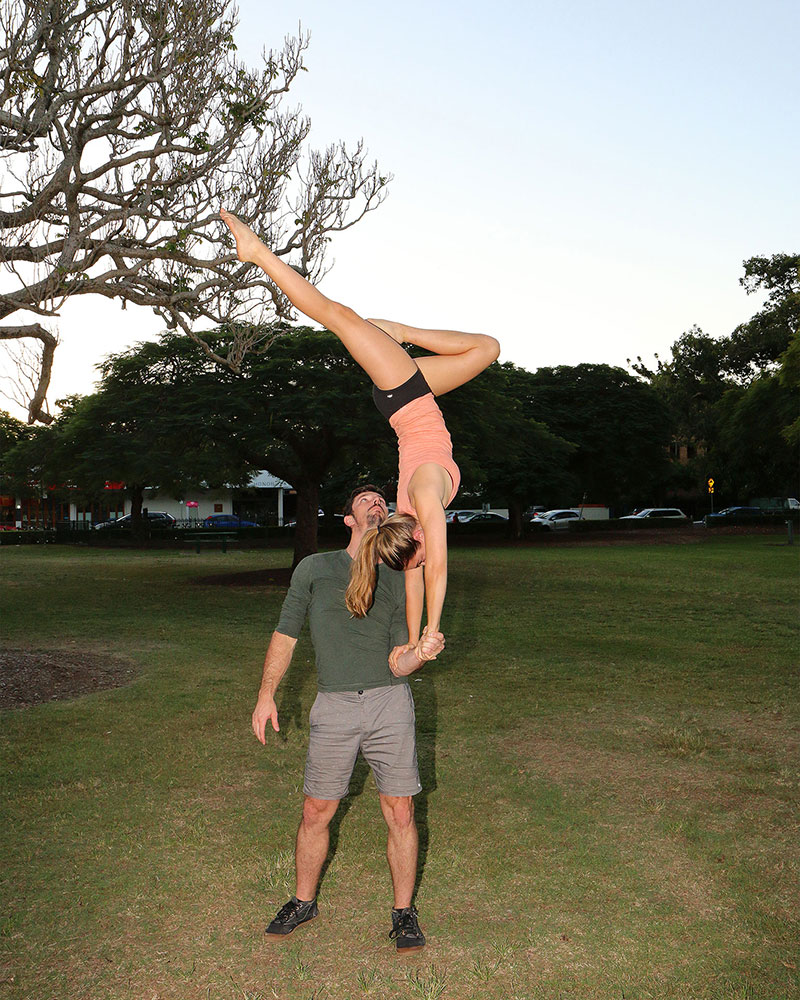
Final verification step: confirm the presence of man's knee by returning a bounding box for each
[380,794,415,831]
[301,796,338,832]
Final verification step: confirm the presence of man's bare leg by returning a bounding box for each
[296,796,340,900]
[265,796,339,937]
[379,794,418,908]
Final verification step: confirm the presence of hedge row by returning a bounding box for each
[567,518,691,533]
[0,529,56,545]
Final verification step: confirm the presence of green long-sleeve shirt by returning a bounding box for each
[276,549,409,692]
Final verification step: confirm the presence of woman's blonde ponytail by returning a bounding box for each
[345,528,380,617]
[345,513,421,617]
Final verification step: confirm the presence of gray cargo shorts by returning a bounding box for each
[304,683,422,800]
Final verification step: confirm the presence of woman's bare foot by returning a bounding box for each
[220,208,266,264]
[366,318,405,345]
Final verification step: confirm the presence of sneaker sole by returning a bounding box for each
[396,943,426,955]
[265,913,318,939]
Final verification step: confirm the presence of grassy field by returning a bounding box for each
[1,536,798,1000]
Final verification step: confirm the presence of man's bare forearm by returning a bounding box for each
[258,631,297,698]
[391,645,425,677]
[253,631,298,742]
[390,630,445,677]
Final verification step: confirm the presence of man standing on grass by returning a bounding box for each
[252,485,444,953]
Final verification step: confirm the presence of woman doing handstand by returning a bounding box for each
[220,209,499,650]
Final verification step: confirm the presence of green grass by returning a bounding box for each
[1,537,798,999]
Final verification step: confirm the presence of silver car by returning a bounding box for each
[530,509,581,531]
[620,508,687,520]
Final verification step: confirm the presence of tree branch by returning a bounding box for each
[0,323,58,423]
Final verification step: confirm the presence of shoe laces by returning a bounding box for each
[275,897,307,924]
[390,906,421,939]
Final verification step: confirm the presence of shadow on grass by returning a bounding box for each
[412,670,438,904]
[276,642,316,737]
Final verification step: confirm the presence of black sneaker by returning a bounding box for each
[389,905,426,952]
[265,896,318,937]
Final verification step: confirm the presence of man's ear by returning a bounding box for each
[344,514,356,529]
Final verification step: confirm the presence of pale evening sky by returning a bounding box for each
[2,0,798,420]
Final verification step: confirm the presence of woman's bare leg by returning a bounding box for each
[367,319,500,397]
[221,210,416,389]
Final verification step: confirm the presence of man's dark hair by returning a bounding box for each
[342,484,386,517]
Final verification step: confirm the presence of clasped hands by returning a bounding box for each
[389,626,445,677]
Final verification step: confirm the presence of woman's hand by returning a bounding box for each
[389,630,445,676]
[414,626,445,662]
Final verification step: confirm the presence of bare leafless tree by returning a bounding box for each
[0,0,390,422]
[0,332,57,420]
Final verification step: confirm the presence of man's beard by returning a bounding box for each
[366,510,386,528]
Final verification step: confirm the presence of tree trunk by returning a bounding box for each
[292,482,321,568]
[129,487,146,541]
[508,498,525,539]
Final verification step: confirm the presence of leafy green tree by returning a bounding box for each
[631,254,799,505]
[438,362,574,535]
[0,409,26,463]
[35,328,396,562]
[778,333,800,448]
[521,363,672,511]
[630,325,728,450]
[714,373,799,499]
[728,254,800,379]
[4,370,247,536]
[231,327,396,563]
[0,409,28,505]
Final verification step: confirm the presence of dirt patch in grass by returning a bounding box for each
[0,647,139,709]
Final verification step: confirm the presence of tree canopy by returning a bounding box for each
[437,361,574,533]
[521,363,672,511]
[0,0,389,423]
[8,327,398,562]
[631,254,799,504]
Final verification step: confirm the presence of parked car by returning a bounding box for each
[283,513,344,528]
[749,496,800,513]
[203,514,259,528]
[705,506,764,522]
[524,506,547,518]
[94,511,176,530]
[530,509,581,531]
[619,508,687,520]
[459,511,508,523]
[445,509,480,523]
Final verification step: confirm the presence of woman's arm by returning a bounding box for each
[390,630,445,676]
[408,464,451,634]
[421,538,447,634]
[404,568,425,645]
[414,492,448,634]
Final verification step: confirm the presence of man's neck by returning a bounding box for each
[345,530,366,559]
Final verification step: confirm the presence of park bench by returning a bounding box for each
[186,531,238,553]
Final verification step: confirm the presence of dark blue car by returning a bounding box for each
[203,514,259,528]
[706,506,763,522]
